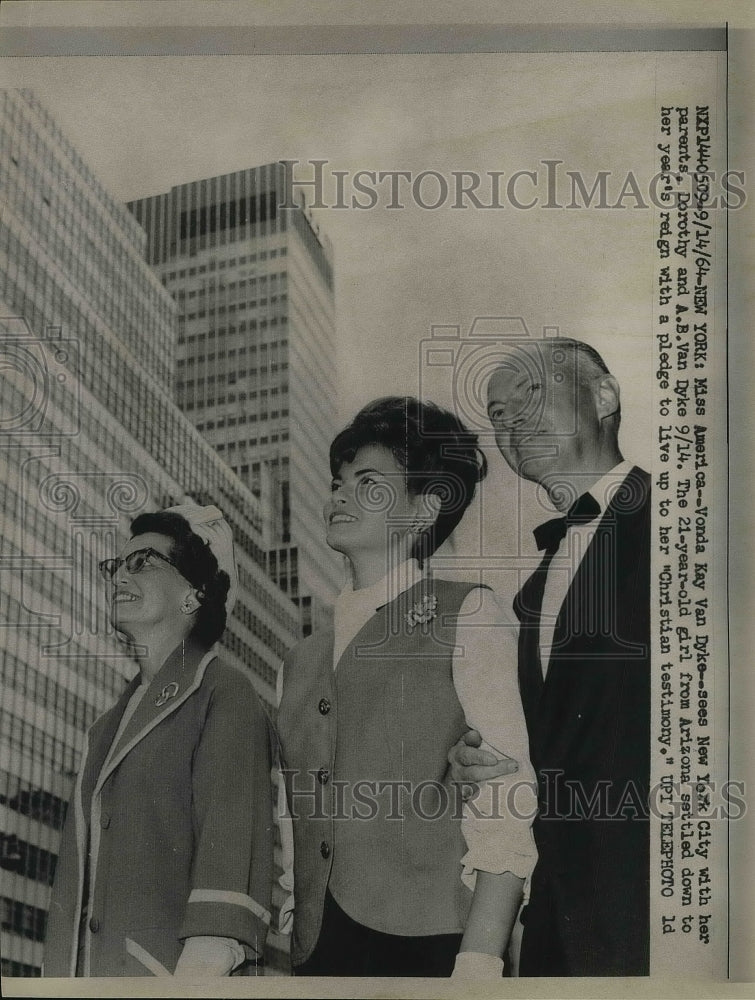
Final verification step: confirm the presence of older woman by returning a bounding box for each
[44,504,274,977]
[276,397,537,977]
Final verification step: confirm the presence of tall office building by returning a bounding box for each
[128,166,341,635]
[0,90,297,976]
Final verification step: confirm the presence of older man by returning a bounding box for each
[452,338,650,976]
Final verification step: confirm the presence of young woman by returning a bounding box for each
[44,504,274,977]
[276,397,537,977]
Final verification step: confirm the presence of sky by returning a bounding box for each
[0,45,725,552]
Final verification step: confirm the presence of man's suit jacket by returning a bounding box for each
[517,466,651,977]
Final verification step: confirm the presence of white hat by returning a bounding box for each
[163,503,239,615]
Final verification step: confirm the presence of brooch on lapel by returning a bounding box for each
[405,594,438,630]
[155,681,179,707]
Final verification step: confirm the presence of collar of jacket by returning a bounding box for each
[92,636,217,797]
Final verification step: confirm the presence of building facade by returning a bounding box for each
[0,90,296,976]
[127,166,342,635]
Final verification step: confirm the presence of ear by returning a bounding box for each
[593,374,620,420]
[181,588,202,614]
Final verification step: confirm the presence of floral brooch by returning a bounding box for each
[405,594,438,630]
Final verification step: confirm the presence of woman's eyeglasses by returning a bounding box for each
[98,547,177,581]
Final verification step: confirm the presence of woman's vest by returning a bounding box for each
[278,578,480,965]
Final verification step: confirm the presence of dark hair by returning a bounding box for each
[129,510,230,648]
[329,396,487,563]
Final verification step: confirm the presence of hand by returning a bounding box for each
[507,908,524,978]
[448,729,519,791]
[174,936,242,977]
[451,951,504,979]
[278,891,295,935]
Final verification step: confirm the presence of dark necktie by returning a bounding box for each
[514,492,601,727]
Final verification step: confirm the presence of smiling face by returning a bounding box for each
[323,444,424,564]
[108,532,196,637]
[486,347,603,486]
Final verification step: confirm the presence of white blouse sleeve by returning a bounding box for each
[452,586,538,892]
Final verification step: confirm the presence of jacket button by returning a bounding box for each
[318,698,331,715]
[320,841,330,859]
[100,813,111,829]
[89,917,100,933]
[317,768,330,785]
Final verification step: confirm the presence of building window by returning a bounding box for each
[1,959,41,977]
[1,896,47,942]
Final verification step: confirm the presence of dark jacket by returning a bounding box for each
[517,466,651,976]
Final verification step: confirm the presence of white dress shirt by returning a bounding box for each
[538,460,634,675]
[276,559,538,934]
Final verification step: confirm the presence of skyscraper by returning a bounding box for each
[127,166,342,635]
[0,90,297,976]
